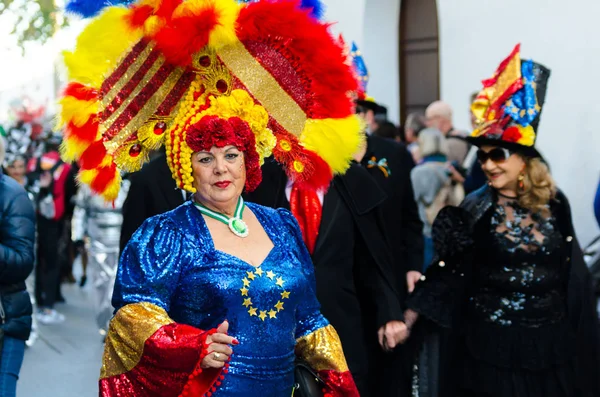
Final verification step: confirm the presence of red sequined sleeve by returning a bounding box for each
[99,302,225,397]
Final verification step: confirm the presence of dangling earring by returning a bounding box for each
[518,173,525,190]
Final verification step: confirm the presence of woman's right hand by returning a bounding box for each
[201,320,238,369]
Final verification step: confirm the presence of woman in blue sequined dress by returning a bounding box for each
[402,46,599,397]
[72,0,368,394]
[101,140,358,396]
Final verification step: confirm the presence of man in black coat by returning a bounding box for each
[357,131,424,396]
[119,151,185,253]
[359,133,424,290]
[245,159,406,396]
[355,100,424,395]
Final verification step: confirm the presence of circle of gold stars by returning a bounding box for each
[240,267,290,321]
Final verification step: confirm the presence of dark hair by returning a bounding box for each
[374,121,399,140]
[405,112,426,136]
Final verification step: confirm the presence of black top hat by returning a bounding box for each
[355,99,380,113]
[467,44,550,158]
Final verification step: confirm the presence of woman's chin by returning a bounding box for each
[488,177,506,191]
[209,188,239,202]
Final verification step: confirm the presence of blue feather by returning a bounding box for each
[351,42,369,92]
[237,0,325,20]
[300,0,325,19]
[65,0,134,18]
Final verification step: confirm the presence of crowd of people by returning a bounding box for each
[0,1,599,397]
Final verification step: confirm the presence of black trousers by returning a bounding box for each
[352,372,370,397]
[35,216,63,308]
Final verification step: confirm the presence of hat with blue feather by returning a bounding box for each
[350,42,385,114]
[467,44,550,158]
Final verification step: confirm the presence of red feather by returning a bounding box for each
[156,0,182,19]
[64,118,99,143]
[153,8,218,66]
[79,140,107,170]
[237,2,357,119]
[272,132,332,191]
[62,83,99,102]
[294,149,332,191]
[90,164,118,193]
[127,4,154,28]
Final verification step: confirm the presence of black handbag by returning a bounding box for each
[293,360,324,397]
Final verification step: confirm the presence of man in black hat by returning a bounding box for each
[355,99,424,396]
[355,99,385,136]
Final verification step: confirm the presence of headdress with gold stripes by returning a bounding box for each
[59,0,362,200]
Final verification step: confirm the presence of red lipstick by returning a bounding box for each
[214,181,231,188]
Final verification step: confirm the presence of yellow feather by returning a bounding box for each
[62,7,143,88]
[60,138,92,162]
[78,168,121,202]
[100,154,115,168]
[300,115,363,175]
[58,97,98,127]
[144,15,164,36]
[208,0,240,48]
[516,125,536,146]
[173,0,240,49]
[139,0,163,10]
[78,169,99,185]
[101,173,122,202]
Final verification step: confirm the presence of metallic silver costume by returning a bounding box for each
[72,180,130,335]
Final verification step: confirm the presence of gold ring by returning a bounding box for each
[213,352,221,360]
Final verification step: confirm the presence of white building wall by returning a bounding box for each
[324,0,401,124]
[324,0,600,244]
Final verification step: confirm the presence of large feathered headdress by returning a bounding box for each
[59,0,361,200]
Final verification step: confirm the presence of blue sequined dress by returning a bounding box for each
[111,201,355,396]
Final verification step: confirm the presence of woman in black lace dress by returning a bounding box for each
[403,45,600,397]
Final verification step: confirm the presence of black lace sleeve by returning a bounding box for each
[406,206,474,328]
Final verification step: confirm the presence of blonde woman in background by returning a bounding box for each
[403,46,600,397]
[410,128,464,271]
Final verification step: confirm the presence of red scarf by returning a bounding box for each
[289,185,322,254]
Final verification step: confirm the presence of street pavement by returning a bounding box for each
[19,264,104,397]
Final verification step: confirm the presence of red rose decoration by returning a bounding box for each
[186,115,262,192]
[501,126,522,143]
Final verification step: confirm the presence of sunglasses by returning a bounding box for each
[476,148,513,164]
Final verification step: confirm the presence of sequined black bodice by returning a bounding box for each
[469,197,567,328]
